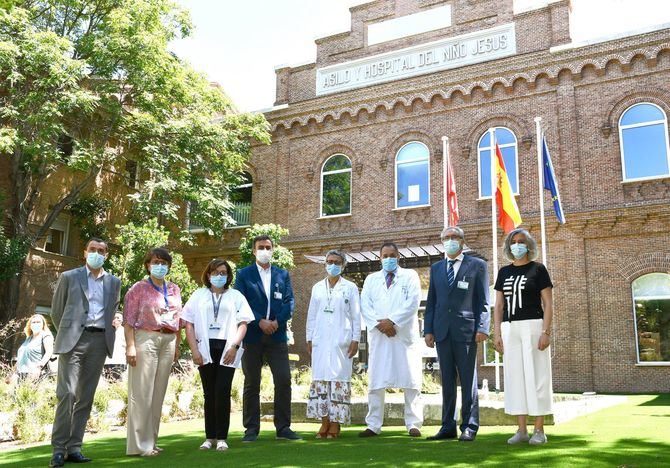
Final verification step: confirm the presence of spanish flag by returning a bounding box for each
[495,143,522,233]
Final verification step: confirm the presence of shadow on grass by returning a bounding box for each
[637,393,670,406]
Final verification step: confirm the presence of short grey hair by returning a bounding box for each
[325,249,348,268]
[503,228,538,261]
[440,226,465,241]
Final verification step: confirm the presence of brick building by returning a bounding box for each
[183,0,670,393]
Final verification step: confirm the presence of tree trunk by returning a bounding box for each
[0,256,27,360]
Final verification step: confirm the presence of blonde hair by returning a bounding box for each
[24,314,50,338]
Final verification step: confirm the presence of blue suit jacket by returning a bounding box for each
[234,263,294,344]
[423,254,490,343]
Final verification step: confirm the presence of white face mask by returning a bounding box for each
[255,249,273,265]
[30,322,43,334]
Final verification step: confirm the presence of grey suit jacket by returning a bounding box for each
[50,266,122,357]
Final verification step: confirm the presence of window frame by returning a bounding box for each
[41,214,70,256]
[394,141,431,210]
[631,272,670,366]
[320,154,353,218]
[230,171,253,228]
[186,201,205,233]
[477,127,519,200]
[618,102,670,183]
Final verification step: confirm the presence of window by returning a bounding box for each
[395,142,430,208]
[633,273,670,363]
[187,201,204,232]
[44,215,70,255]
[321,154,352,217]
[478,127,518,198]
[125,161,139,189]
[230,171,252,226]
[619,103,670,181]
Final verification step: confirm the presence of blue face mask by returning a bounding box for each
[326,263,342,277]
[510,243,528,259]
[150,264,169,279]
[86,252,105,269]
[381,257,398,272]
[210,274,227,288]
[443,239,462,256]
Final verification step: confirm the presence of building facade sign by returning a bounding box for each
[316,23,516,96]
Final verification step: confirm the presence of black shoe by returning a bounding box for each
[276,427,302,440]
[241,432,258,443]
[426,429,458,440]
[49,453,65,467]
[358,428,378,438]
[66,452,92,463]
[459,428,477,442]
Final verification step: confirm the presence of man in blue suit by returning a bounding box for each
[424,226,490,442]
[235,234,300,441]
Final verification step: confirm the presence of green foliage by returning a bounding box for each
[0,193,29,282]
[68,195,112,242]
[238,224,295,270]
[106,218,197,300]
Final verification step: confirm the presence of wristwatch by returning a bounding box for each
[232,344,240,350]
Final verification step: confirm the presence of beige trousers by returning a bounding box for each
[126,330,176,455]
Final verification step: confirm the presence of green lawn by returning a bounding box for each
[2,394,669,467]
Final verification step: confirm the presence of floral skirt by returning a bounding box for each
[306,380,352,424]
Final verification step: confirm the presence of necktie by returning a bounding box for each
[386,272,394,288]
[447,260,455,287]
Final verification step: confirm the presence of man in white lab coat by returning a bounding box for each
[359,242,423,437]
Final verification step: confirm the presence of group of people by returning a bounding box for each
[41,226,554,467]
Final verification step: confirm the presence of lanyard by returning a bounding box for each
[211,291,223,322]
[324,278,339,309]
[147,278,169,310]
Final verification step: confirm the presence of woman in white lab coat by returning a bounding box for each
[306,249,361,439]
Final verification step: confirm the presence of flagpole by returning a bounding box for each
[535,117,547,267]
[442,136,449,229]
[489,128,501,392]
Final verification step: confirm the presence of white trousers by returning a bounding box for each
[126,330,176,455]
[501,319,553,416]
[365,388,423,433]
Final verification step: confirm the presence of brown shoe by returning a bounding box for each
[409,428,422,437]
[358,428,378,438]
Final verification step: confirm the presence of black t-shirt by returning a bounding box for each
[494,261,553,322]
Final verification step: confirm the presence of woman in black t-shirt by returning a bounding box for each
[493,228,554,445]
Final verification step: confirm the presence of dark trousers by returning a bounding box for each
[242,334,291,435]
[436,337,480,433]
[198,339,236,440]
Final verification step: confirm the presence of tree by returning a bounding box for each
[238,224,295,270]
[0,1,270,327]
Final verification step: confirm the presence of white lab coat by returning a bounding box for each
[181,287,255,367]
[306,276,361,382]
[361,266,423,390]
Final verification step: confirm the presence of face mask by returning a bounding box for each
[381,257,398,272]
[443,239,462,256]
[150,264,168,279]
[326,264,342,277]
[255,249,273,265]
[30,323,43,334]
[510,243,528,259]
[210,274,227,288]
[86,252,105,269]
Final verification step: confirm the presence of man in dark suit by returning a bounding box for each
[49,238,121,467]
[234,234,300,441]
[424,226,490,442]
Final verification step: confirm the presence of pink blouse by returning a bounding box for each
[123,279,182,332]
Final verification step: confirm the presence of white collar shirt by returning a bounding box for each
[85,266,107,328]
[446,252,465,278]
[256,262,272,319]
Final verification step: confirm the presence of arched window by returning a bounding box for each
[395,141,430,208]
[632,273,670,363]
[477,127,518,198]
[619,103,670,181]
[231,171,253,226]
[321,154,352,217]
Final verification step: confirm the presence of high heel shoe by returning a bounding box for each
[326,422,341,439]
[316,421,330,439]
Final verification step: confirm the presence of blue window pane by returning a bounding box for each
[621,103,666,126]
[622,124,670,179]
[397,160,429,207]
[478,128,516,148]
[479,147,518,197]
[323,154,351,172]
[397,142,428,162]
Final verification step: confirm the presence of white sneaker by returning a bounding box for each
[529,429,548,445]
[507,430,530,444]
[199,439,214,450]
[216,440,229,451]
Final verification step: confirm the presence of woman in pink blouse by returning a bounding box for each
[123,247,182,457]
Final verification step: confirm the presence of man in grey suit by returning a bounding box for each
[424,226,490,442]
[49,238,121,467]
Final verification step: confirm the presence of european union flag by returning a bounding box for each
[542,137,565,224]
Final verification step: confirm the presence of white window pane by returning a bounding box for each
[397,160,429,207]
[397,142,429,162]
[621,103,666,126]
[622,124,669,179]
[633,273,670,298]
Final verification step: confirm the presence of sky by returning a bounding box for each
[170,0,670,112]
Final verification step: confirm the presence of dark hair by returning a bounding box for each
[252,234,273,249]
[85,237,108,251]
[143,247,173,274]
[379,241,399,254]
[201,258,233,289]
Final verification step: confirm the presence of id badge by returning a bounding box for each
[160,308,174,322]
[457,280,469,290]
[274,291,283,300]
[323,307,334,314]
[209,323,221,330]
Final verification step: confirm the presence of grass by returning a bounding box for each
[1,394,668,467]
